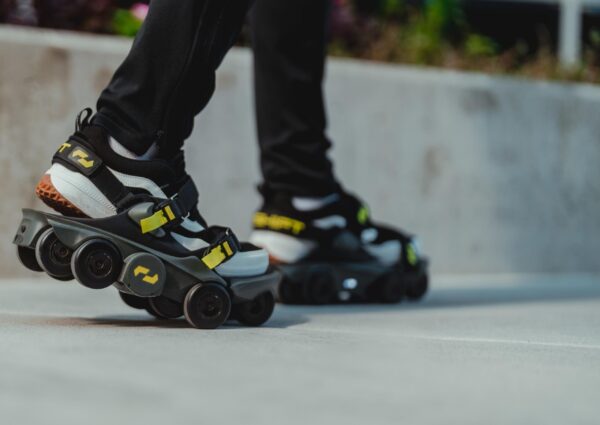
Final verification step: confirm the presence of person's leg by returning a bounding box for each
[249,0,338,197]
[249,1,428,304]
[95,0,253,157]
[33,0,273,287]
[39,0,255,217]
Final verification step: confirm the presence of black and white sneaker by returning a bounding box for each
[35,109,268,278]
[250,186,428,304]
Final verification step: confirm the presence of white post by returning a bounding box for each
[559,0,583,67]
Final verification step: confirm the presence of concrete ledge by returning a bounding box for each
[1,25,599,275]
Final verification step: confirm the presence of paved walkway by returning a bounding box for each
[0,274,599,425]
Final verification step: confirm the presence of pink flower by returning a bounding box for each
[130,3,149,21]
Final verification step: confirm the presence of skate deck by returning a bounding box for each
[0,274,598,425]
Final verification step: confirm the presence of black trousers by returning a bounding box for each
[95,0,338,197]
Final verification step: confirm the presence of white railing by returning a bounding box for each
[559,0,586,66]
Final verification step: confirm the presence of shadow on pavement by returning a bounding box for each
[0,310,309,329]
[76,310,308,329]
[282,278,600,315]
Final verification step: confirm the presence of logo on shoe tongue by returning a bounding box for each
[69,148,95,169]
[253,212,306,235]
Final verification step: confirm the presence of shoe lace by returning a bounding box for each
[75,108,94,132]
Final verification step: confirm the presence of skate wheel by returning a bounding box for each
[184,283,231,329]
[147,296,183,319]
[35,228,74,281]
[119,292,149,310]
[406,274,428,301]
[71,239,122,289]
[233,292,275,327]
[17,245,43,272]
[378,273,405,304]
[278,275,303,304]
[304,268,336,305]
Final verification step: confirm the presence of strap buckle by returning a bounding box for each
[201,229,239,270]
[137,179,198,235]
[139,200,183,234]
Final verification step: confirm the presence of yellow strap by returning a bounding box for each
[139,205,181,234]
[202,246,227,269]
[357,206,369,225]
[201,242,235,270]
[164,205,176,221]
[406,244,419,266]
[140,210,169,234]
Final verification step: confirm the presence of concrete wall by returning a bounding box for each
[1,25,599,276]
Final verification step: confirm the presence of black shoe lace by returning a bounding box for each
[75,108,94,132]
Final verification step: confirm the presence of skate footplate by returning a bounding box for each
[229,270,281,302]
[276,260,428,305]
[14,208,281,329]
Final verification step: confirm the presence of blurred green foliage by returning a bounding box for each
[331,0,497,64]
[111,8,141,37]
[465,34,497,58]
[1,0,599,83]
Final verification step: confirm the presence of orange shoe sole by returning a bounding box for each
[268,254,287,265]
[35,174,87,218]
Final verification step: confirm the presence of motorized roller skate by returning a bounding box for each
[14,202,279,329]
[14,109,279,329]
[250,188,428,305]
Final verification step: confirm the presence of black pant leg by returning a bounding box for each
[95,0,252,156]
[250,0,338,197]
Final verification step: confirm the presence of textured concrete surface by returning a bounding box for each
[1,26,600,275]
[0,274,599,425]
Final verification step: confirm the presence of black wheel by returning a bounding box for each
[147,296,183,319]
[378,273,405,304]
[234,292,275,327]
[184,283,231,329]
[119,291,149,310]
[304,268,337,305]
[277,275,304,304]
[406,274,428,301]
[71,239,122,289]
[17,245,43,272]
[35,228,74,281]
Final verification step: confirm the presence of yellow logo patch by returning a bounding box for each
[357,206,369,225]
[406,243,419,266]
[58,142,72,153]
[133,266,159,285]
[253,212,305,235]
[70,148,95,169]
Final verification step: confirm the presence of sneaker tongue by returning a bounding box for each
[80,125,108,146]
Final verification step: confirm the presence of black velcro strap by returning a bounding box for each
[53,140,102,176]
[52,139,130,206]
[172,178,199,217]
[92,167,131,206]
[140,178,199,233]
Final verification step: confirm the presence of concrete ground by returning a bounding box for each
[0,274,599,425]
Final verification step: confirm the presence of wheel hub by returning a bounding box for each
[50,240,71,265]
[86,250,113,278]
[199,294,222,318]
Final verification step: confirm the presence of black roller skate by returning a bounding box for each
[250,188,428,305]
[14,109,279,329]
